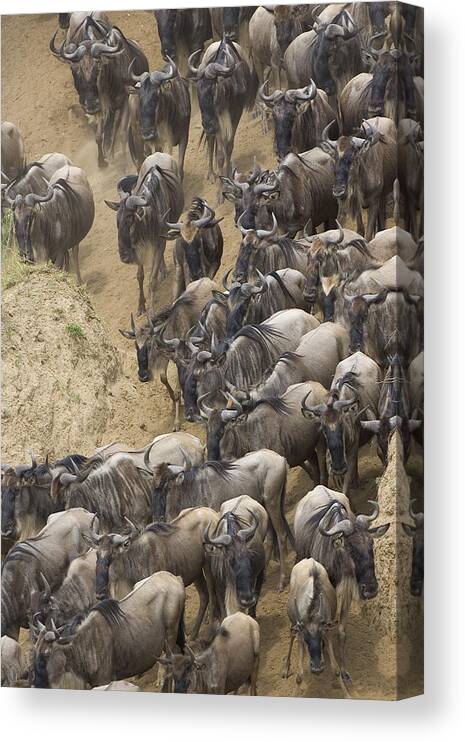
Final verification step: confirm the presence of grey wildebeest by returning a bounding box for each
[1,508,96,639]
[105,152,184,315]
[1,122,25,184]
[187,308,319,411]
[3,153,73,206]
[301,351,382,493]
[320,117,397,241]
[222,149,337,236]
[340,38,424,133]
[294,486,389,682]
[8,164,94,281]
[31,571,185,689]
[259,79,335,160]
[165,197,224,299]
[249,6,288,94]
[1,636,28,687]
[85,507,219,638]
[120,277,219,430]
[188,38,257,194]
[284,7,363,101]
[150,449,290,591]
[154,8,212,70]
[96,431,205,469]
[50,13,149,167]
[231,322,349,405]
[402,502,424,597]
[283,558,345,685]
[203,495,268,619]
[51,454,153,532]
[204,381,328,485]
[221,267,309,337]
[158,612,260,695]
[126,56,191,177]
[398,118,424,241]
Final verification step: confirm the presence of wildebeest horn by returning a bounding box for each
[127,58,148,84]
[205,45,236,79]
[259,80,284,106]
[340,10,360,39]
[355,500,379,530]
[187,48,202,76]
[197,350,212,363]
[323,23,345,39]
[203,523,232,546]
[301,390,327,417]
[124,516,139,535]
[319,507,354,538]
[237,211,253,236]
[126,194,148,210]
[59,472,77,486]
[220,409,240,422]
[143,440,157,470]
[154,55,177,83]
[289,80,317,102]
[28,450,38,469]
[193,203,215,229]
[237,511,259,542]
[333,397,356,411]
[330,220,345,245]
[91,31,123,58]
[40,572,51,598]
[25,184,54,206]
[225,392,243,413]
[256,213,278,239]
[222,268,234,291]
[255,176,278,195]
[61,42,87,62]
[34,618,47,633]
[321,120,338,151]
[49,30,65,58]
[198,393,214,419]
[362,292,386,305]
[255,269,269,292]
[409,501,424,528]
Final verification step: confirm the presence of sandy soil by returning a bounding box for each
[1,11,423,699]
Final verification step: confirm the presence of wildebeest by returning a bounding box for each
[120,277,219,430]
[1,635,27,687]
[166,198,224,299]
[259,79,335,160]
[126,57,191,177]
[50,13,149,167]
[154,8,212,69]
[188,39,257,195]
[320,117,397,240]
[301,351,381,493]
[158,612,260,694]
[31,571,185,689]
[150,449,290,591]
[210,6,257,46]
[1,508,97,639]
[204,381,328,484]
[294,486,389,681]
[408,351,424,447]
[203,495,268,619]
[105,152,184,315]
[282,558,344,683]
[340,38,424,132]
[402,502,424,597]
[249,6,287,94]
[7,163,94,281]
[3,153,73,208]
[51,455,153,531]
[398,118,424,241]
[284,7,363,100]
[222,149,337,236]
[1,121,25,184]
[357,224,421,267]
[85,507,219,638]
[187,308,319,410]
[96,431,205,470]
[221,267,309,337]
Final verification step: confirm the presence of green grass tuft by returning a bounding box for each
[66,322,86,339]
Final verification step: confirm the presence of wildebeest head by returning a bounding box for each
[200,392,244,461]
[222,268,268,336]
[165,198,220,282]
[5,184,56,260]
[343,288,387,352]
[1,454,51,539]
[234,212,279,282]
[83,515,137,600]
[259,79,317,160]
[188,41,237,137]
[274,5,305,60]
[319,500,389,599]
[302,389,359,477]
[321,119,383,199]
[292,572,335,674]
[303,221,345,317]
[119,313,161,383]
[154,9,178,60]
[105,173,151,264]
[157,642,208,693]
[360,413,421,466]
[222,7,241,40]
[128,57,178,141]
[150,462,185,521]
[402,502,424,597]
[361,34,420,119]
[203,511,260,609]
[312,10,360,96]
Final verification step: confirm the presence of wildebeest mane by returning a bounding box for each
[90,598,126,628]
[297,499,354,568]
[221,324,287,388]
[248,396,293,416]
[150,292,195,327]
[145,521,176,536]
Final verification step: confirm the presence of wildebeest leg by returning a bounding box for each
[207,136,215,184]
[282,630,295,678]
[190,574,209,639]
[249,569,265,619]
[249,652,259,695]
[337,617,351,684]
[71,244,82,284]
[366,203,378,242]
[136,265,146,316]
[160,361,182,431]
[377,199,386,232]
[316,439,328,485]
[296,636,305,684]
[178,133,188,181]
[356,208,365,237]
[148,243,166,311]
[305,450,321,484]
[173,261,185,301]
[95,115,108,169]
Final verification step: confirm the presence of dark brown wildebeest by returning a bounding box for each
[188,38,257,197]
[165,198,223,299]
[126,57,191,177]
[259,79,335,160]
[150,449,290,591]
[154,8,212,70]
[203,495,268,620]
[294,486,389,682]
[7,163,94,281]
[105,152,184,315]
[85,507,219,638]
[1,122,25,185]
[50,13,149,167]
[339,37,423,133]
[1,508,96,639]
[119,277,219,430]
[320,117,397,241]
[31,571,185,689]
[158,612,260,695]
[398,118,424,241]
[402,502,424,597]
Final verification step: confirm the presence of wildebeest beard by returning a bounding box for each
[14,207,34,260]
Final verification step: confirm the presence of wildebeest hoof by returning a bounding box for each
[296,674,302,684]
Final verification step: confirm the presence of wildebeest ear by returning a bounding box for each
[368,522,390,538]
[119,329,136,340]
[104,199,120,211]
[81,533,97,549]
[361,49,377,67]
[320,141,336,156]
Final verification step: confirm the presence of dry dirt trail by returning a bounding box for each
[1,11,423,699]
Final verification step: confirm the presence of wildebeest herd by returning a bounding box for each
[1,3,423,697]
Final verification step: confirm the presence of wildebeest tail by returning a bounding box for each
[176,606,186,652]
